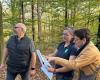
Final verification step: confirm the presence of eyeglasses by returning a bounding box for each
[14,27,20,29]
[74,37,80,42]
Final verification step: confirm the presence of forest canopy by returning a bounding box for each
[0,0,100,52]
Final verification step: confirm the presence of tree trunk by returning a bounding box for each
[11,0,15,27]
[87,0,91,27]
[37,0,42,48]
[19,0,24,23]
[65,0,68,27]
[72,0,76,26]
[31,0,35,41]
[96,15,100,50]
[0,2,3,64]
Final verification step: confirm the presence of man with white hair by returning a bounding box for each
[0,23,36,80]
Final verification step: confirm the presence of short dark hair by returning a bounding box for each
[74,28,90,42]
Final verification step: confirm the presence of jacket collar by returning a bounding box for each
[77,41,94,57]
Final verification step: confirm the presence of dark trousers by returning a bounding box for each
[79,71,96,80]
[6,70,29,80]
[56,75,73,80]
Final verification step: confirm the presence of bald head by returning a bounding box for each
[15,23,26,32]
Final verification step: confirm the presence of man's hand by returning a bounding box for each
[0,64,5,70]
[30,70,36,77]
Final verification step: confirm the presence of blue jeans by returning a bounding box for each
[6,70,29,80]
